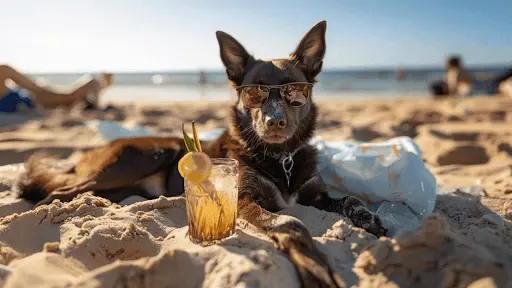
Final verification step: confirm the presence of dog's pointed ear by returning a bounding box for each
[290,21,327,80]
[216,31,254,85]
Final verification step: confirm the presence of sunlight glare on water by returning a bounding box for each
[151,74,165,85]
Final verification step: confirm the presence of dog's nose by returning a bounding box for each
[265,116,287,129]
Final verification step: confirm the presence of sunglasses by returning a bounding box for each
[236,82,313,108]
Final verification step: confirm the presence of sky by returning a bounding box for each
[1,0,511,73]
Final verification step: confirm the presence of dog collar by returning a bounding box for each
[235,138,306,187]
[262,145,306,187]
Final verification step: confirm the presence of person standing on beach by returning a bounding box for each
[0,64,113,113]
[199,70,207,85]
[396,67,405,81]
[199,70,207,100]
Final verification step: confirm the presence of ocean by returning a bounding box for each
[26,66,511,102]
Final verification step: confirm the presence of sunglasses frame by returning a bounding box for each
[235,82,314,108]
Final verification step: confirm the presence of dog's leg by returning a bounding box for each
[34,177,98,207]
[297,175,387,237]
[31,137,185,208]
[238,193,346,288]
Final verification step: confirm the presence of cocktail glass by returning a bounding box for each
[184,158,239,245]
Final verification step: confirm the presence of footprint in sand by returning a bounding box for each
[437,145,490,166]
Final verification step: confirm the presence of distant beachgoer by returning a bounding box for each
[429,56,512,98]
[0,64,113,113]
[396,68,405,81]
[199,70,207,85]
[493,68,512,98]
[199,70,208,100]
[444,56,475,96]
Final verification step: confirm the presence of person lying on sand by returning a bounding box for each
[0,64,113,113]
[430,56,512,98]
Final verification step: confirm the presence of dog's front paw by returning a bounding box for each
[350,206,387,237]
[340,196,387,237]
[268,221,346,288]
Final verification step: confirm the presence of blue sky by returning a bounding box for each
[1,0,511,72]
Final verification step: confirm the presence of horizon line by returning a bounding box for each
[23,63,511,75]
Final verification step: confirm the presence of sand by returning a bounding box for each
[0,96,511,287]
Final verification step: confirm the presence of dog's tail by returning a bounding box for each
[15,153,77,204]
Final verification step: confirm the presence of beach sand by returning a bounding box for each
[0,95,511,287]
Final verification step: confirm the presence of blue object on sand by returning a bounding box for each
[0,89,35,113]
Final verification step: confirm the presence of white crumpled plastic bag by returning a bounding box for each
[310,136,437,234]
[85,123,437,234]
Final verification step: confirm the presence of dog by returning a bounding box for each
[16,20,386,287]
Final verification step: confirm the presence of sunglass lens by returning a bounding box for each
[240,86,269,108]
[281,83,310,107]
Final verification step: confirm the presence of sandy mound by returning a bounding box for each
[0,190,510,288]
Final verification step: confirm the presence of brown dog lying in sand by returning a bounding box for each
[15,21,386,287]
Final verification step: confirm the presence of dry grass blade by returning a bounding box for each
[192,121,202,152]
[182,123,197,153]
